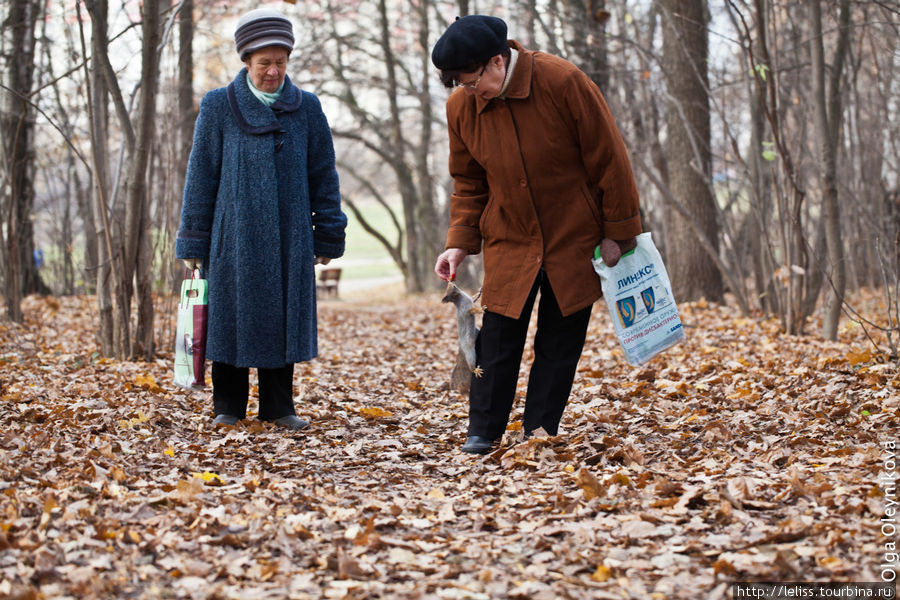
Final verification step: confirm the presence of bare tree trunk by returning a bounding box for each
[82,0,162,359]
[126,0,162,360]
[660,0,723,303]
[310,0,474,295]
[566,0,609,92]
[1,0,43,322]
[624,4,667,249]
[42,15,84,297]
[377,0,419,293]
[852,3,891,293]
[61,157,75,295]
[80,0,115,354]
[374,0,442,294]
[53,12,99,295]
[75,166,98,295]
[174,0,194,292]
[414,0,443,286]
[83,0,138,358]
[21,0,51,299]
[809,0,850,340]
[801,216,827,319]
[730,0,810,333]
[522,0,537,47]
[723,0,777,315]
[177,0,194,171]
[748,80,779,315]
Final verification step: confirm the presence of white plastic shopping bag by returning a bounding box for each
[592,232,685,365]
[173,269,208,388]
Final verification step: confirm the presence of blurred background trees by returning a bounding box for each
[1,0,898,358]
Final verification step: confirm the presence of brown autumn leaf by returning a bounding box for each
[576,467,606,500]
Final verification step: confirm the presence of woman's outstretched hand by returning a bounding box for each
[435,248,467,282]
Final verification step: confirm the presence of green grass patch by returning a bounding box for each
[340,199,404,281]
[336,262,402,280]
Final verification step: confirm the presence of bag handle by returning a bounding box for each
[180,267,202,308]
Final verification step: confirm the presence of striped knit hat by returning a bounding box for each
[234,8,295,61]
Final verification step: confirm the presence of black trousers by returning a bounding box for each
[468,271,592,440]
[212,361,295,421]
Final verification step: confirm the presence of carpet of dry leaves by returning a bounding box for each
[1,288,898,599]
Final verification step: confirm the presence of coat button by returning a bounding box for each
[519,179,527,187]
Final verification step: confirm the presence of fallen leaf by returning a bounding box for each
[576,467,606,500]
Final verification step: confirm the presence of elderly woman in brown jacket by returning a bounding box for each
[432,15,642,454]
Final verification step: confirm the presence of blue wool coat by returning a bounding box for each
[176,69,346,368]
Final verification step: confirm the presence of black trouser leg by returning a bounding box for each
[212,361,250,419]
[521,277,592,436]
[257,363,295,421]
[213,362,295,421]
[467,276,541,440]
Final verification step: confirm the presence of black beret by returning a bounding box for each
[431,15,508,71]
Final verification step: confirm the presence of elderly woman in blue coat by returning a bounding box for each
[176,8,346,430]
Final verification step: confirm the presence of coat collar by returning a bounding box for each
[227,67,304,135]
[476,40,533,114]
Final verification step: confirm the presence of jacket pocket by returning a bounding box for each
[478,195,497,237]
[212,203,229,259]
[580,184,604,228]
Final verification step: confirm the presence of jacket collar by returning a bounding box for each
[476,40,532,114]
[227,67,304,135]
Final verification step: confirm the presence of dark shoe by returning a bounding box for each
[213,414,239,426]
[461,435,495,454]
[270,415,310,431]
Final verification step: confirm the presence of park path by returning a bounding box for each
[0,292,896,598]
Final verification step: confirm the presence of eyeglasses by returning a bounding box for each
[456,65,486,90]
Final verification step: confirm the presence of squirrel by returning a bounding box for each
[441,282,484,392]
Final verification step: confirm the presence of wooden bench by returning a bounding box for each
[316,268,342,298]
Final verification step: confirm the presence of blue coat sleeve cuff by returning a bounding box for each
[175,229,210,260]
[313,233,345,259]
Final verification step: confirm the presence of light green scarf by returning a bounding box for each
[247,74,285,107]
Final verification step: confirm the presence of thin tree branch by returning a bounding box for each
[0,82,92,173]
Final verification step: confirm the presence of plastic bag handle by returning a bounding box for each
[180,268,202,308]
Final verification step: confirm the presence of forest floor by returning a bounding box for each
[0,289,898,599]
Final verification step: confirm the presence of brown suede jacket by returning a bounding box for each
[444,40,642,318]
